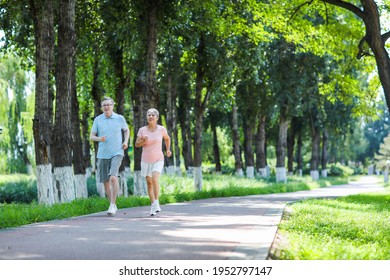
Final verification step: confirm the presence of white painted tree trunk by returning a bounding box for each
[36,164,55,205]
[287,171,293,176]
[74,174,88,198]
[27,164,33,175]
[175,166,182,176]
[246,166,254,179]
[194,166,202,191]
[53,166,75,202]
[321,169,328,178]
[187,166,194,178]
[266,165,270,177]
[258,168,267,178]
[95,166,105,198]
[165,165,175,175]
[276,167,287,183]
[297,169,303,176]
[133,170,147,196]
[85,167,92,179]
[118,170,129,197]
[236,168,244,177]
[311,170,319,181]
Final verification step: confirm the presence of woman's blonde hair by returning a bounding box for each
[147,108,159,119]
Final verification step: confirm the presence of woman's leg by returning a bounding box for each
[146,176,155,203]
[151,171,160,201]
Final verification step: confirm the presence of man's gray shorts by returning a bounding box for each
[97,155,123,183]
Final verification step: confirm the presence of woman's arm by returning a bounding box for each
[135,135,148,148]
[164,133,172,157]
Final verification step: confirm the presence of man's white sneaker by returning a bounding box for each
[155,201,161,212]
[150,203,157,216]
[107,204,117,216]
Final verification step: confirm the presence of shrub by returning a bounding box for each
[0,177,37,203]
[328,163,354,177]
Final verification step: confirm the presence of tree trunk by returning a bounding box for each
[287,121,295,175]
[276,113,289,182]
[110,41,130,197]
[173,111,181,176]
[30,0,55,205]
[310,119,321,181]
[243,120,254,178]
[193,33,210,191]
[81,111,92,177]
[165,70,175,175]
[232,104,243,176]
[255,114,267,177]
[132,77,147,196]
[52,0,76,203]
[145,0,160,109]
[296,130,303,176]
[211,122,222,173]
[321,128,328,177]
[169,50,182,176]
[71,57,87,198]
[177,72,193,174]
[90,55,104,197]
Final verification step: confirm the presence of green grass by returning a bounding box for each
[272,188,390,260]
[0,174,348,229]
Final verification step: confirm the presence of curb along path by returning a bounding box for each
[0,176,384,260]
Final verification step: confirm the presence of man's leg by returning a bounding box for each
[103,181,111,201]
[109,175,119,204]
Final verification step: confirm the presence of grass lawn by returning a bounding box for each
[0,173,348,229]
[270,184,390,260]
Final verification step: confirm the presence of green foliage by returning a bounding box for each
[0,174,37,203]
[374,132,390,170]
[275,191,390,260]
[201,126,233,165]
[0,54,34,174]
[328,163,354,177]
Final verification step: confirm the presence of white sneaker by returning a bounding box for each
[150,203,157,216]
[107,204,117,216]
[155,201,161,212]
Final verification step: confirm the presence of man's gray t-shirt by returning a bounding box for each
[91,112,128,159]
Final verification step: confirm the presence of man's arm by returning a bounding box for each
[122,128,129,149]
[90,131,106,142]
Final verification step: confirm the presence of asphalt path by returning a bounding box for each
[0,176,384,260]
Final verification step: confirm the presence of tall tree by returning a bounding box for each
[0,55,33,174]
[52,0,76,202]
[320,0,390,112]
[29,0,56,204]
[262,0,384,112]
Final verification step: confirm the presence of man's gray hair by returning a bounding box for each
[147,108,159,118]
[101,96,115,105]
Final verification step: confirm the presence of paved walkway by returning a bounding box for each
[0,176,384,260]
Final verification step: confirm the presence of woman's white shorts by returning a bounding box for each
[141,160,164,177]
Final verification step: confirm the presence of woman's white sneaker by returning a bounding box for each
[155,200,161,212]
[150,203,157,216]
[107,204,117,216]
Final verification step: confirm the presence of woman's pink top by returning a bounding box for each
[137,125,168,163]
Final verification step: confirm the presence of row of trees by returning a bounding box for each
[0,0,389,205]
